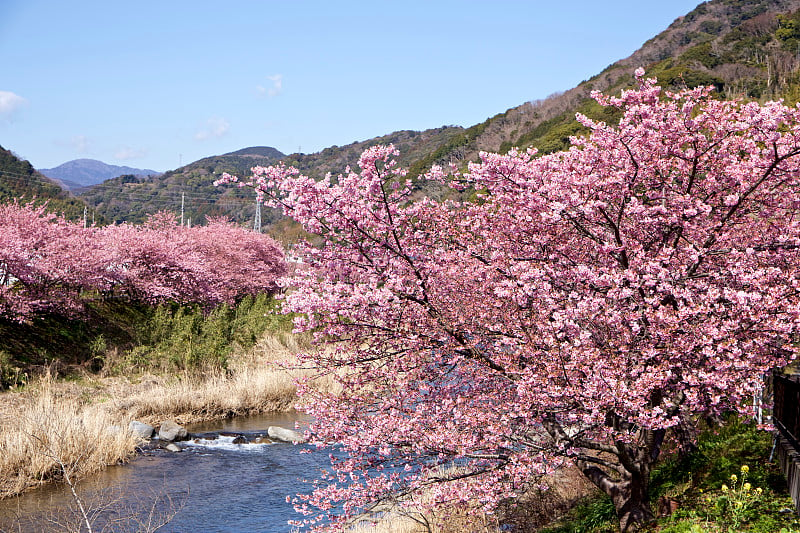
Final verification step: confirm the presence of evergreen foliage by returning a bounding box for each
[0,146,88,220]
[0,294,290,388]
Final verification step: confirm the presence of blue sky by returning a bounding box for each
[1,1,702,172]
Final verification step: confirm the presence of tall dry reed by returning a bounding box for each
[117,330,327,424]
[0,378,138,499]
[0,330,325,499]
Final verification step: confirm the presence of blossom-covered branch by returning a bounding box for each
[221,71,800,531]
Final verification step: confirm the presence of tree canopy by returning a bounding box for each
[0,203,286,323]
[221,71,800,531]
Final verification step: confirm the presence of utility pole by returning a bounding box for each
[83,206,87,228]
[253,197,262,233]
[180,192,185,227]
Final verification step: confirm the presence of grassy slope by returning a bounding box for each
[537,420,800,532]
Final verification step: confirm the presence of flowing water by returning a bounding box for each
[0,412,332,532]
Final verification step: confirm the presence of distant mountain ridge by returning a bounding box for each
[223,146,285,159]
[77,146,287,225]
[40,159,160,190]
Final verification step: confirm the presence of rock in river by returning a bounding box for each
[158,420,188,442]
[267,426,306,443]
[129,421,155,440]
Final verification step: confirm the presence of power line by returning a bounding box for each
[0,170,258,205]
[0,170,273,225]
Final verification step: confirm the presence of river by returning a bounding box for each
[0,412,332,532]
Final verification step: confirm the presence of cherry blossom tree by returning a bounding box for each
[100,212,219,306]
[0,205,286,322]
[215,71,800,530]
[100,212,286,306]
[191,216,287,302]
[0,201,110,321]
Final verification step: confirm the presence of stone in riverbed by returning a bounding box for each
[158,420,188,442]
[129,421,155,440]
[164,442,182,452]
[267,426,306,443]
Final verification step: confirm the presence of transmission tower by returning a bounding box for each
[253,198,262,233]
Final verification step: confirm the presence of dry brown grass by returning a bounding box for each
[0,377,139,499]
[0,330,325,500]
[344,463,595,533]
[347,511,499,533]
[344,467,501,533]
[118,364,300,424]
[114,330,331,425]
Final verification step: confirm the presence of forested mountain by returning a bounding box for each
[77,131,467,228]
[78,0,800,232]
[39,159,160,190]
[416,0,800,167]
[77,146,287,226]
[0,146,88,220]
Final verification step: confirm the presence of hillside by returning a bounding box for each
[79,0,800,231]
[0,146,88,220]
[435,0,800,165]
[39,159,160,190]
[78,130,464,228]
[77,146,288,226]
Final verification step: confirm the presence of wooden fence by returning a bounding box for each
[774,372,800,513]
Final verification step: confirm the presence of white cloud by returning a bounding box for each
[194,117,230,141]
[114,146,147,160]
[256,74,283,98]
[54,134,91,153]
[0,91,27,117]
[72,135,90,153]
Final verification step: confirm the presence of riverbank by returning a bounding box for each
[5,329,796,531]
[0,329,319,500]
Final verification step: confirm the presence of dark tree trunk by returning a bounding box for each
[673,421,699,459]
[610,473,655,531]
[580,463,655,532]
[542,416,667,532]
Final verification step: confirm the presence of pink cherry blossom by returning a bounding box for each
[221,75,800,531]
[0,203,286,322]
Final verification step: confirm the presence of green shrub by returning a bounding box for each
[535,420,800,533]
[0,349,26,389]
[112,293,290,373]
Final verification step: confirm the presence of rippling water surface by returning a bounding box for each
[0,413,331,532]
